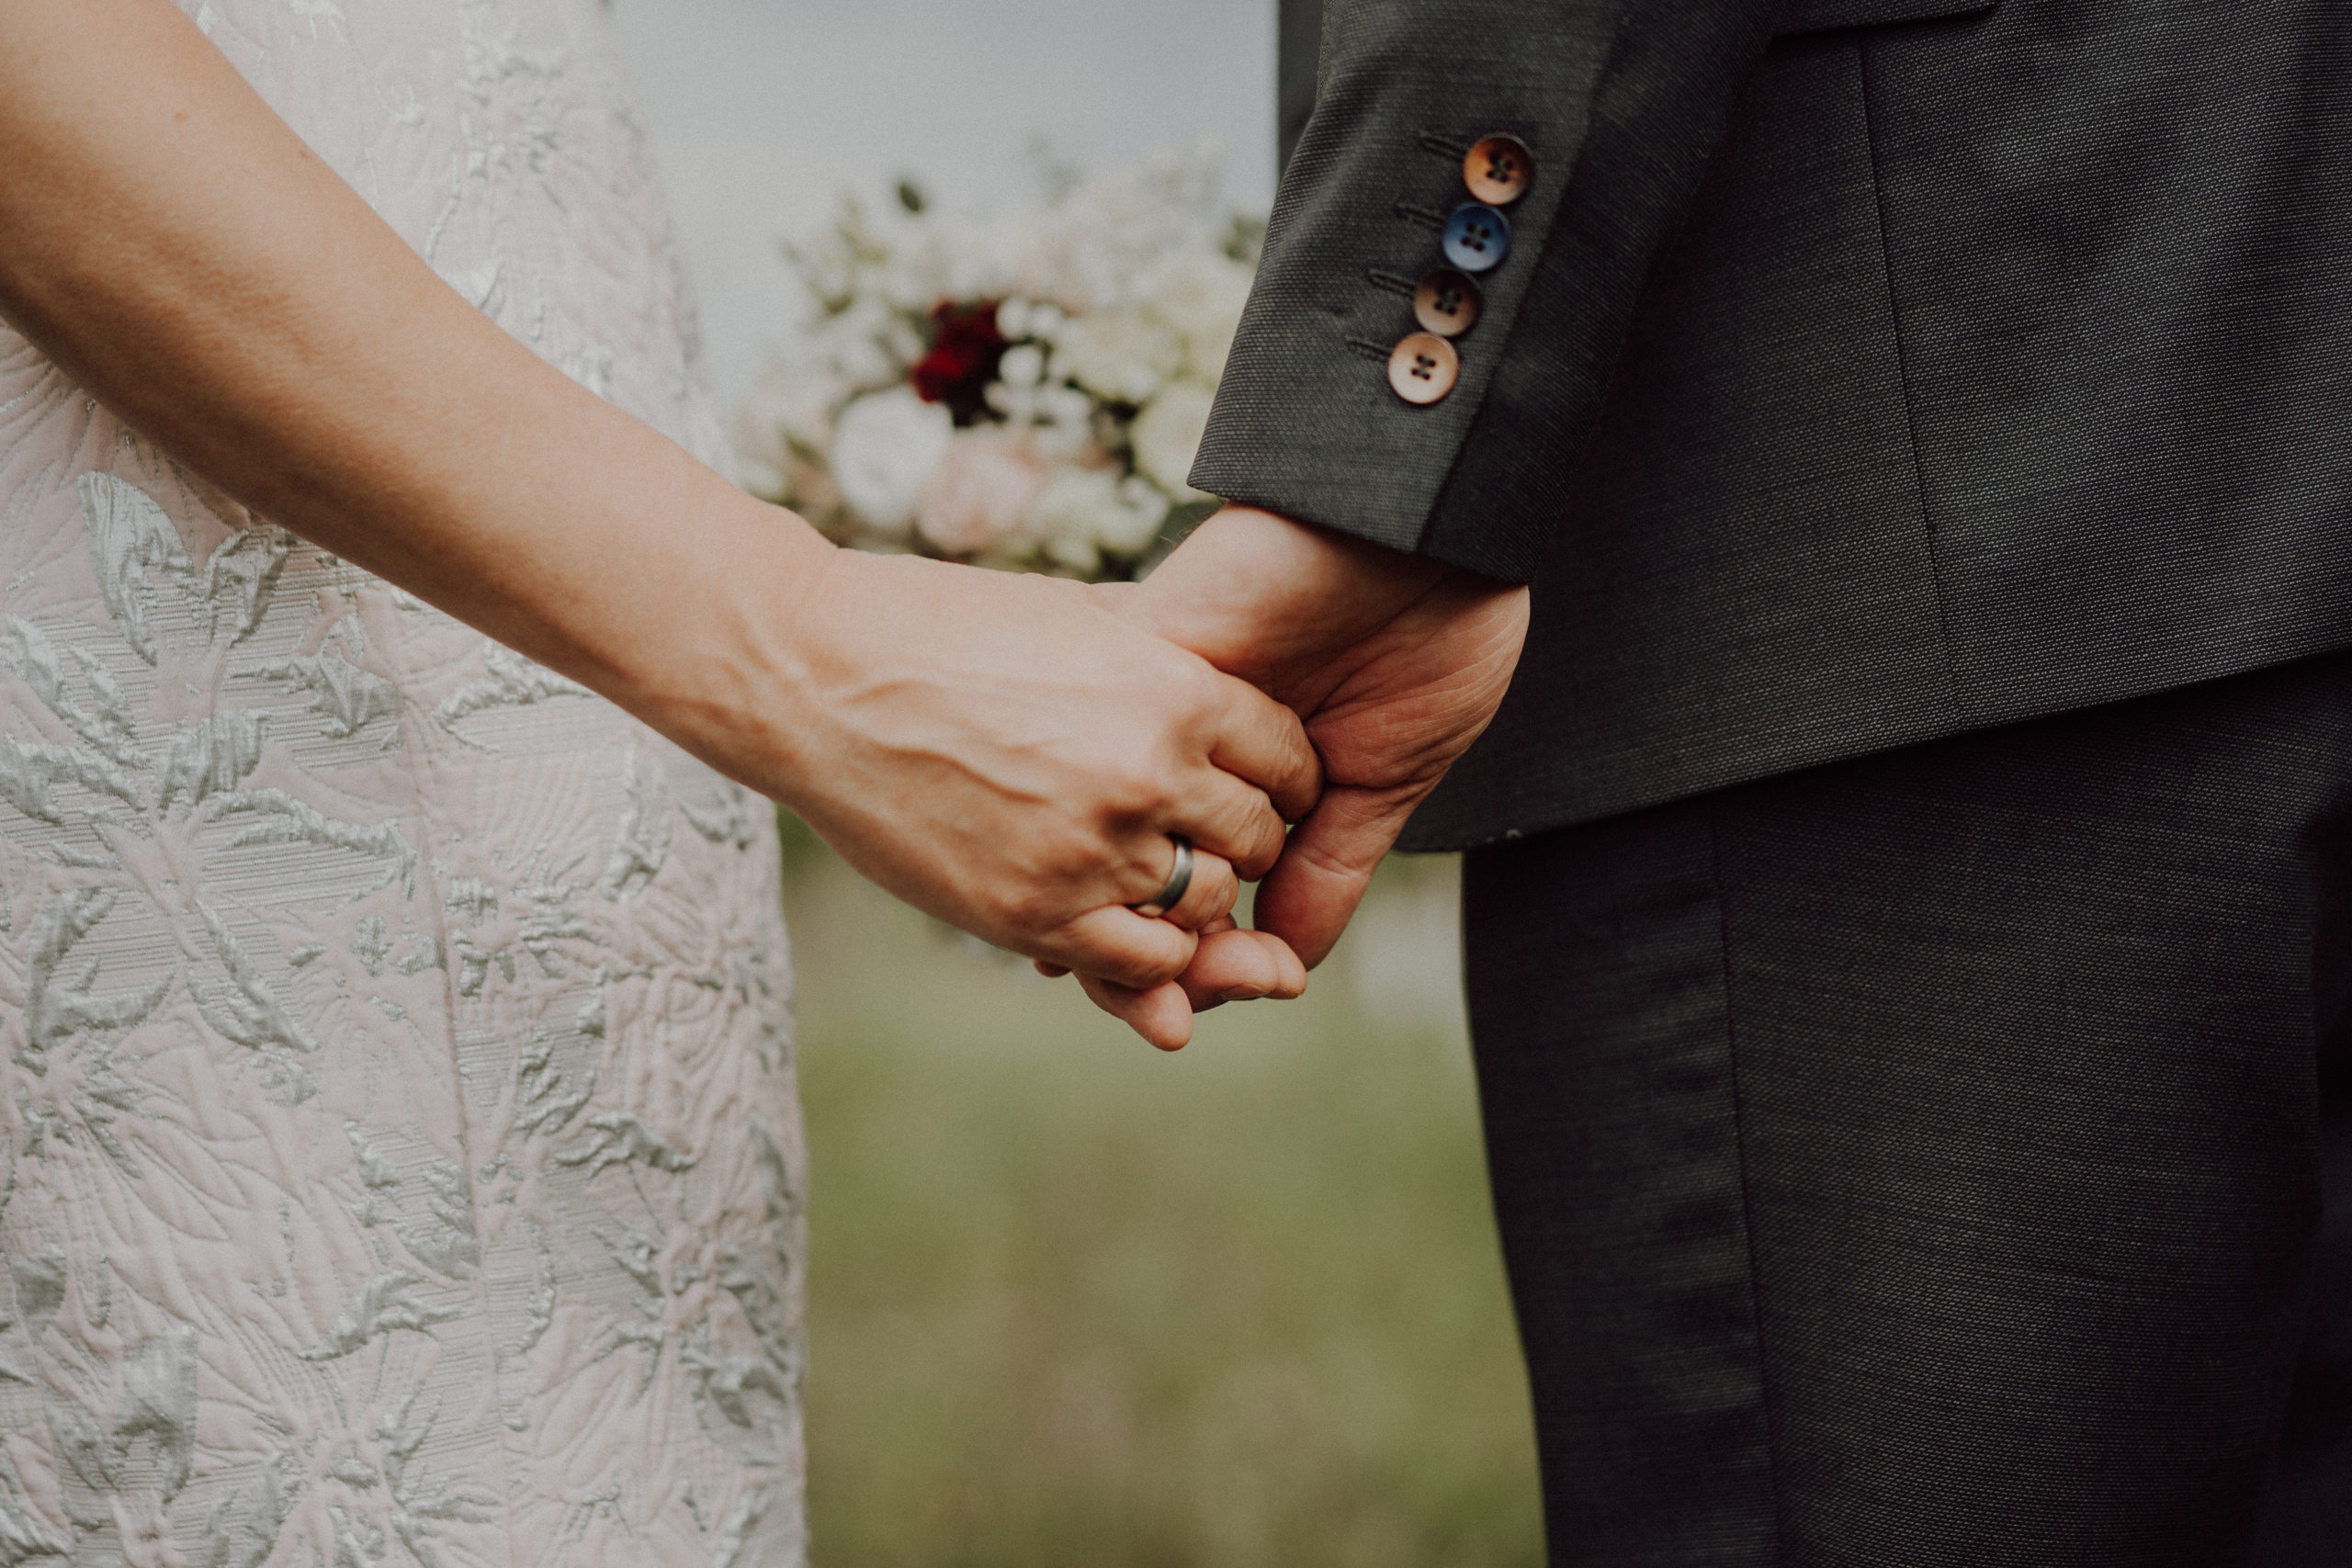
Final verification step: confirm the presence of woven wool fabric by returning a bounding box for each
[0,3,806,1564]
[1211,0,2352,851]
[1465,648,2352,1566]
[1243,5,2352,1559]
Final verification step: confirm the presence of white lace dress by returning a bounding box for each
[0,3,806,1564]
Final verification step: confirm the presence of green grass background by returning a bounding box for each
[781,818,1544,1567]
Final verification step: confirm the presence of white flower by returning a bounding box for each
[998,344,1046,389]
[1001,141,1235,314]
[806,297,916,390]
[986,378,1094,461]
[1129,381,1216,501]
[739,364,844,455]
[1028,466,1170,569]
[1029,466,1119,558]
[1043,536,1102,575]
[731,434,788,503]
[732,366,851,502]
[1148,253,1256,382]
[917,432,1050,557]
[1103,474,1177,555]
[831,387,955,536]
[1052,310,1182,404]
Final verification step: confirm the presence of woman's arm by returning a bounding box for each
[0,0,1317,1022]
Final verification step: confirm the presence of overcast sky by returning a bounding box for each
[610,0,1280,408]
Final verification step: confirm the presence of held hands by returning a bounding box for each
[1067,506,1531,1047]
[728,503,1521,1057]
[0,0,1468,1043]
[754,541,1321,998]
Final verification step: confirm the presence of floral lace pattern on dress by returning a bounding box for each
[0,2,805,1563]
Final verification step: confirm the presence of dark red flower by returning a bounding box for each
[909,300,1007,426]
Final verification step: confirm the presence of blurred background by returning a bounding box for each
[613,0,1282,410]
[611,4,1543,1562]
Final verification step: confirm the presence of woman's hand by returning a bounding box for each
[0,0,1317,1006]
[720,544,1317,991]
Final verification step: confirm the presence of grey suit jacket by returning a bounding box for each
[1200,0,2352,851]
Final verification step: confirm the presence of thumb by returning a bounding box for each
[1250,783,1425,969]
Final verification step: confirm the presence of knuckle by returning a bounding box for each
[1227,807,1283,876]
[1285,728,1321,791]
[1089,923,1187,989]
[1033,834,1096,887]
[1091,750,1169,828]
[1127,950,1187,989]
[1112,765,1165,820]
[1167,656,1223,716]
[989,881,1058,939]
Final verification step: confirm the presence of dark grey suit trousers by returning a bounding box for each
[1464,648,2352,1566]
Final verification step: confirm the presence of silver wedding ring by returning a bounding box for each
[1132,836,1193,919]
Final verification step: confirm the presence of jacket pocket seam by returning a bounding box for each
[1855,31,1967,725]
[1780,0,1996,39]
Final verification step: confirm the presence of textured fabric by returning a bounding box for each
[1220,0,2352,852]
[0,4,807,1565]
[1276,0,1323,179]
[1463,649,2352,1566]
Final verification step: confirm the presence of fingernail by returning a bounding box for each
[1218,987,1270,1003]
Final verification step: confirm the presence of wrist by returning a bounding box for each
[576,481,841,805]
[1131,505,1452,690]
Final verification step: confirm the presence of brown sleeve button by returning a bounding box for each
[1413,269,1483,338]
[1387,333,1461,405]
[1464,135,1534,206]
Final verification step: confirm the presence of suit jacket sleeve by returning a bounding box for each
[1191,0,1789,582]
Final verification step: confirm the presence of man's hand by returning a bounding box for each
[1064,505,1530,1046]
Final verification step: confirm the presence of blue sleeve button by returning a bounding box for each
[1442,203,1512,275]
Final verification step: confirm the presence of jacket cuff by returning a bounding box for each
[1193,0,1791,584]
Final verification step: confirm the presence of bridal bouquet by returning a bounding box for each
[733,145,1262,580]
